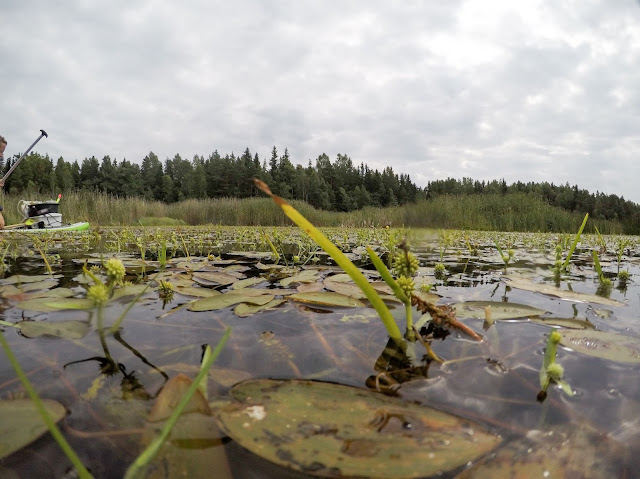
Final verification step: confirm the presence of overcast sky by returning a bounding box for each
[2,1,640,202]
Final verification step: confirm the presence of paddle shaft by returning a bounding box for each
[2,129,48,184]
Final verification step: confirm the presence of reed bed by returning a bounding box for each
[0,190,625,234]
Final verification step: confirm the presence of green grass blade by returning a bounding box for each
[254,179,403,341]
[562,213,588,271]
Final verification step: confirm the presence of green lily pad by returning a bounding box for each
[175,286,222,298]
[1,274,62,285]
[193,271,240,286]
[288,292,365,307]
[453,301,546,320]
[111,284,153,300]
[231,277,265,290]
[0,398,67,459]
[504,276,623,306]
[18,319,90,339]
[323,279,367,299]
[559,329,640,363]
[212,379,502,478]
[188,289,274,311]
[530,317,595,330]
[280,269,320,287]
[234,298,286,317]
[41,298,96,311]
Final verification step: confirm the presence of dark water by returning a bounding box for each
[1,228,639,477]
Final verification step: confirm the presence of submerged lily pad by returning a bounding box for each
[188,289,274,311]
[453,301,545,320]
[456,424,628,478]
[504,276,624,306]
[212,379,502,478]
[0,399,66,459]
[559,329,640,363]
[18,320,90,339]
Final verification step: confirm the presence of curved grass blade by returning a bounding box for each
[253,178,402,341]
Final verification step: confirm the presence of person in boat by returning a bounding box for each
[0,135,6,228]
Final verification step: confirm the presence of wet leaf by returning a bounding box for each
[457,424,627,478]
[212,379,501,478]
[324,279,367,299]
[143,374,232,478]
[530,317,595,330]
[234,298,286,317]
[559,329,640,363]
[18,320,90,339]
[297,282,325,293]
[192,271,239,286]
[289,291,366,307]
[0,399,66,460]
[175,286,221,298]
[453,301,545,320]
[188,289,274,311]
[17,296,92,312]
[231,277,265,289]
[504,276,624,306]
[1,274,62,285]
[41,298,96,311]
[111,284,153,300]
[280,269,320,287]
[148,374,211,422]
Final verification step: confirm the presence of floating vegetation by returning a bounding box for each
[0,213,639,476]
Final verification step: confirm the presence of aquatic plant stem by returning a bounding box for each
[0,332,94,479]
[124,327,231,479]
[562,213,588,271]
[254,179,403,342]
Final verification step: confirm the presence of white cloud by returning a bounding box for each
[2,0,640,202]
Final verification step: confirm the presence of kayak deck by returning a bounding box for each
[3,222,90,232]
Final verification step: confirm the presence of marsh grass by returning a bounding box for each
[0,189,624,233]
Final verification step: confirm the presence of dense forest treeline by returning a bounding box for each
[427,177,640,233]
[2,148,640,233]
[0,147,421,212]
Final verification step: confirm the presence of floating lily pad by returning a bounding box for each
[559,329,640,363]
[0,398,66,460]
[188,289,274,311]
[280,269,320,287]
[234,298,286,317]
[289,292,365,307]
[175,286,222,298]
[1,274,62,285]
[18,319,90,339]
[212,379,502,478]
[192,271,240,286]
[530,317,595,330]
[504,276,624,306]
[231,277,265,290]
[41,298,96,311]
[111,284,154,300]
[323,279,367,299]
[453,301,546,320]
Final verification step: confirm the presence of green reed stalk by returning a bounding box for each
[254,179,403,341]
[562,213,589,271]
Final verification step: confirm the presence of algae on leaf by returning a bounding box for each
[213,378,501,478]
